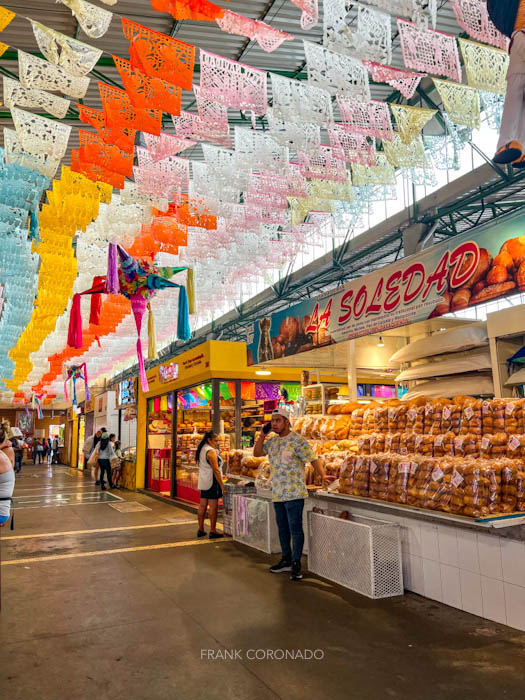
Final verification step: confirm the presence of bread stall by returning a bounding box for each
[135,340,303,505]
[241,211,525,630]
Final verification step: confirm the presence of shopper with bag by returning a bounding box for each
[83,428,104,483]
[254,408,327,581]
[90,432,116,490]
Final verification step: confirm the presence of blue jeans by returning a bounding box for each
[273,499,305,563]
[14,452,22,472]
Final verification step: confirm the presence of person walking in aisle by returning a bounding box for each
[35,439,44,465]
[92,432,116,490]
[83,428,104,483]
[196,431,227,539]
[254,408,327,581]
[46,437,54,465]
[52,436,59,464]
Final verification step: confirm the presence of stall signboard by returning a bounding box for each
[117,378,137,408]
[248,211,525,363]
[159,363,179,383]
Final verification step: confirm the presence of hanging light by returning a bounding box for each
[256,369,272,376]
[377,336,385,347]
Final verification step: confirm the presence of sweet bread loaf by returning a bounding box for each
[406,406,425,434]
[505,400,520,434]
[369,432,385,454]
[460,400,482,436]
[441,404,461,435]
[369,454,390,501]
[352,456,369,497]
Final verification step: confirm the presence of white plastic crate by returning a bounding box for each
[232,495,281,554]
[307,511,403,599]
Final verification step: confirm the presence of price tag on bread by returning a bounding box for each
[451,470,464,488]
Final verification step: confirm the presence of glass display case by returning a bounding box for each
[146,393,173,496]
[144,379,301,502]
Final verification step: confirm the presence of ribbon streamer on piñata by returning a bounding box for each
[32,393,44,419]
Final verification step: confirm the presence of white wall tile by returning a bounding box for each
[500,538,525,586]
[407,521,422,557]
[438,526,459,567]
[504,583,525,632]
[460,569,483,617]
[441,564,461,609]
[423,558,442,602]
[481,576,506,625]
[477,533,503,581]
[457,530,479,574]
[409,554,424,595]
[420,523,440,561]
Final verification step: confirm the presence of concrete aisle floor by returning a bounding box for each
[1,464,525,700]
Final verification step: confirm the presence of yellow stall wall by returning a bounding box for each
[63,410,79,468]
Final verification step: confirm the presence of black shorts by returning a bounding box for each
[201,476,223,500]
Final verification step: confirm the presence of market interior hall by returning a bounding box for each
[2,1,525,699]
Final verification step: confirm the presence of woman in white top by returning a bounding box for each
[0,444,15,528]
[196,432,227,539]
[93,432,116,491]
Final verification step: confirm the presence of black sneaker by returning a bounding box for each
[269,559,292,573]
[95,480,100,486]
[290,561,303,581]
[209,532,224,539]
[197,530,207,538]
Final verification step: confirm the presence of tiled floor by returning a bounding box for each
[1,464,525,700]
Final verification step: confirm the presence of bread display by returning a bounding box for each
[334,415,352,440]
[241,455,268,478]
[289,397,525,518]
[228,450,244,475]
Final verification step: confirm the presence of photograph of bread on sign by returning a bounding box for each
[247,211,525,364]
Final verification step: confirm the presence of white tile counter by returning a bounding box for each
[311,492,525,631]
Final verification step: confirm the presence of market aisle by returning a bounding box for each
[1,464,524,700]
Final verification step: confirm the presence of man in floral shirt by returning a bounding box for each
[254,408,327,580]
